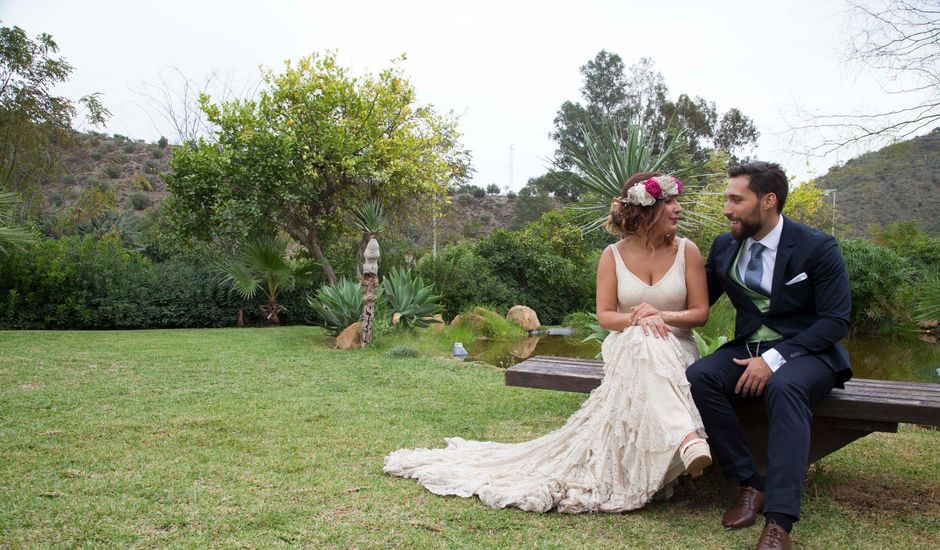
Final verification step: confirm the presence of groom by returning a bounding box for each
[686,161,852,550]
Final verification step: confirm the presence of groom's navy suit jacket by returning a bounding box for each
[705,216,853,386]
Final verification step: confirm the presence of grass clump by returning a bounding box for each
[384,345,419,358]
[451,306,526,339]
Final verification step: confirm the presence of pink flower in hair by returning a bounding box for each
[644,178,663,200]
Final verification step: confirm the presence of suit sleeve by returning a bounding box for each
[705,236,726,306]
[772,235,852,361]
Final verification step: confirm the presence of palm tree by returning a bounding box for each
[352,199,387,344]
[217,235,317,326]
[0,191,32,256]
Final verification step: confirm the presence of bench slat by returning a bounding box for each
[506,356,940,427]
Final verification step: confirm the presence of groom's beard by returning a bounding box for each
[728,205,763,241]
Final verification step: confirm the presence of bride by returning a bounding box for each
[384,172,712,513]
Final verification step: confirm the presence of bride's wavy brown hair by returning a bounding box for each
[604,171,676,248]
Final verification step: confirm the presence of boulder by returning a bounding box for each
[425,314,446,332]
[450,313,486,332]
[506,305,540,331]
[392,312,402,326]
[335,322,363,349]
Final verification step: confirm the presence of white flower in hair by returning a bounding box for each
[625,183,656,206]
[657,176,680,196]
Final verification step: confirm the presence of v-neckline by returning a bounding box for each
[611,241,681,288]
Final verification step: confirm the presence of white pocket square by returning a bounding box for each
[785,272,808,285]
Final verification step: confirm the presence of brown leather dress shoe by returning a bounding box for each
[755,522,791,550]
[721,486,764,529]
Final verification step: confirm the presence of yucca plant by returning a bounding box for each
[552,120,725,236]
[216,235,318,326]
[308,278,366,336]
[380,267,442,329]
[0,191,32,256]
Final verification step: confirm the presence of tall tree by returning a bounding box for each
[0,23,109,206]
[165,53,471,283]
[551,51,758,169]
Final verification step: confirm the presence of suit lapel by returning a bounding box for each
[721,238,761,313]
[770,217,795,309]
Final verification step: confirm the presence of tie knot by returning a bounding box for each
[750,242,765,257]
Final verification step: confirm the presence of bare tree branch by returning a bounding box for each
[789,0,940,155]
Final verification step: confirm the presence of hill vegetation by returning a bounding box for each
[815,127,940,236]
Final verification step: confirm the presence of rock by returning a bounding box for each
[426,314,445,332]
[509,336,540,359]
[506,305,540,331]
[392,312,402,326]
[451,313,486,332]
[335,322,363,349]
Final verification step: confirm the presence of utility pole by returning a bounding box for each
[823,188,837,235]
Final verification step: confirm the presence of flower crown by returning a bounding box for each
[618,175,683,207]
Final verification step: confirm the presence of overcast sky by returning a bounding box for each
[1,0,921,190]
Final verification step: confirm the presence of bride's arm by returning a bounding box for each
[631,240,710,329]
[596,247,634,331]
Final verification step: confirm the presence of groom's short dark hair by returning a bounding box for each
[728,161,788,213]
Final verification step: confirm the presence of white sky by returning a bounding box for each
[1,0,922,190]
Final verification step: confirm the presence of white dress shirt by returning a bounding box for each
[737,216,787,372]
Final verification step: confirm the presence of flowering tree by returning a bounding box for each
[165,53,470,283]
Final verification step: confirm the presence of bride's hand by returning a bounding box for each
[629,303,660,325]
[633,313,671,338]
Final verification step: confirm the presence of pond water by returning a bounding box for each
[463,334,940,383]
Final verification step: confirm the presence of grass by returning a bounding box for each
[1,326,938,548]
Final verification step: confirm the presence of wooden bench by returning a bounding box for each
[506,355,940,463]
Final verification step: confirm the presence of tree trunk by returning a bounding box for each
[301,228,337,284]
[236,308,245,327]
[264,301,281,327]
[359,272,378,345]
[359,235,381,346]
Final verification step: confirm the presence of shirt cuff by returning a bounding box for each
[761,348,786,372]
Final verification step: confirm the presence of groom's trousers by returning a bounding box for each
[686,342,837,520]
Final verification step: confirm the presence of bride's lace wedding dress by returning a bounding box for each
[384,238,705,513]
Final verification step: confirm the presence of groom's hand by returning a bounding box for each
[733,357,772,397]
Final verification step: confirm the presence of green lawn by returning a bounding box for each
[1,327,938,548]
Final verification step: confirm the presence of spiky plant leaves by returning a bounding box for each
[308,278,365,335]
[380,267,442,328]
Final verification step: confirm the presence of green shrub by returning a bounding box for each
[416,241,516,320]
[0,234,317,329]
[123,143,136,154]
[840,238,913,335]
[454,192,475,205]
[91,151,103,161]
[563,311,596,335]
[143,160,159,174]
[151,148,164,159]
[130,192,150,210]
[104,164,121,178]
[470,186,486,198]
[157,136,169,149]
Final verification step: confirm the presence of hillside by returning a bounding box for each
[815,128,940,236]
[48,132,535,239]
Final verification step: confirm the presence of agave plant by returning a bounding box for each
[0,191,32,256]
[308,278,365,336]
[216,235,317,326]
[551,120,726,236]
[380,267,442,329]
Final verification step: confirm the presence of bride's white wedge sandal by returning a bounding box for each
[680,438,712,478]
